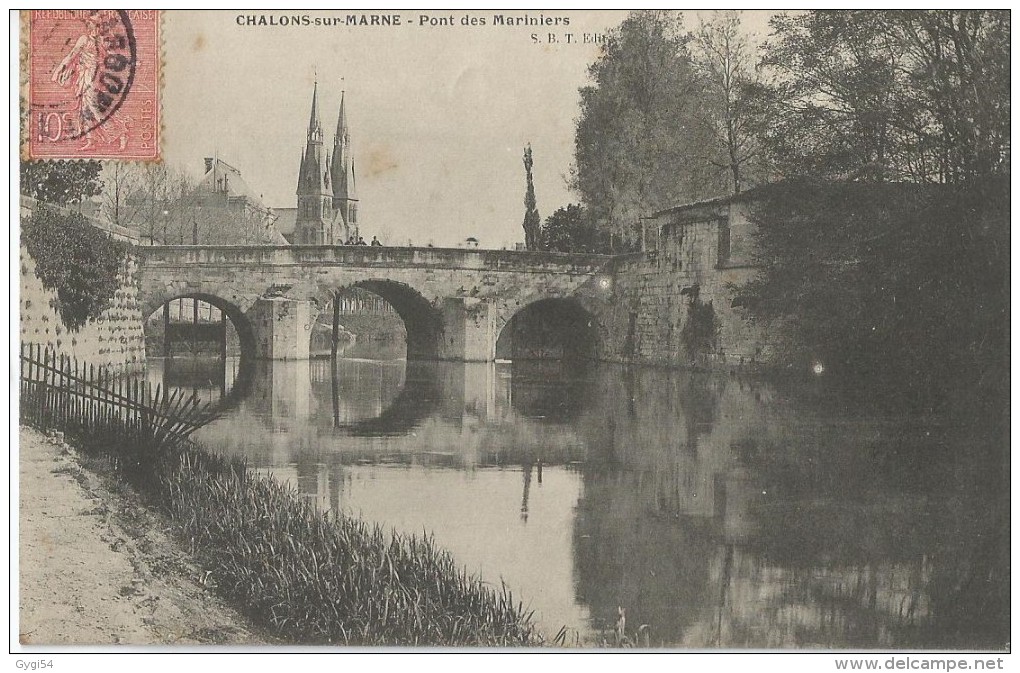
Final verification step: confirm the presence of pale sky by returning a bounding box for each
[162,10,774,248]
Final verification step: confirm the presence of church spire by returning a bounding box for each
[307,79,323,143]
[295,81,333,244]
[335,89,348,143]
[330,86,358,239]
[331,88,355,203]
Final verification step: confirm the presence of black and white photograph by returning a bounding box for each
[12,8,1011,664]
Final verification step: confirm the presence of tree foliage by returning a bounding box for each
[22,206,126,332]
[521,144,541,250]
[573,10,725,251]
[750,10,1010,182]
[20,160,103,206]
[693,10,761,193]
[541,204,610,254]
[737,179,1008,404]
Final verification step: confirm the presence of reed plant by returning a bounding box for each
[23,387,540,645]
[156,445,539,645]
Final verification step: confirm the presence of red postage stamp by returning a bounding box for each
[25,10,160,161]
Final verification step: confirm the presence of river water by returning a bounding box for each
[145,352,1008,649]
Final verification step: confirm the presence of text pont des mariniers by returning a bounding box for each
[235,13,572,28]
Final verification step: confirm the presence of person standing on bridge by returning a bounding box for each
[370,235,382,247]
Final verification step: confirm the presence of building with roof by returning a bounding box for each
[122,156,285,245]
[184,157,286,245]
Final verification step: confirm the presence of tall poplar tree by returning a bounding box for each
[522,144,541,250]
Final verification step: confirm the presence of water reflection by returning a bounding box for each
[149,356,1007,649]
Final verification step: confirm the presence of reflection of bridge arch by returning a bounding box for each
[141,292,257,362]
[330,361,441,437]
[496,297,599,361]
[156,351,256,401]
[317,280,441,361]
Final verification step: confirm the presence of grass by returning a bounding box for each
[22,390,541,646]
[160,447,539,645]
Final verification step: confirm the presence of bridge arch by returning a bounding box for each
[495,297,599,362]
[141,291,258,362]
[316,279,442,360]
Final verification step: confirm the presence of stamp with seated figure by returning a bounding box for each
[25,10,160,160]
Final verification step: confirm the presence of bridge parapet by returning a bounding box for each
[138,245,615,275]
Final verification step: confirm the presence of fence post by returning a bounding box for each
[88,363,95,431]
[58,353,66,427]
[41,348,50,426]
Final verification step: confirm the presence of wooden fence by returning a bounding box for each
[19,343,216,448]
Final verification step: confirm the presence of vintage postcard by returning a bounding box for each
[14,9,1010,662]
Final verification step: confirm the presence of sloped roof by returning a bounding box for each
[198,158,271,213]
[273,207,298,237]
[649,180,943,219]
[649,184,774,219]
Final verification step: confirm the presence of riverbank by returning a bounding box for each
[18,406,541,646]
[18,426,266,646]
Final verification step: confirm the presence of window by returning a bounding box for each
[717,217,731,267]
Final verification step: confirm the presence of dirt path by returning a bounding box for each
[18,426,267,646]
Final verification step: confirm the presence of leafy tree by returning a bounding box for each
[541,204,610,254]
[22,206,126,331]
[20,160,103,206]
[522,144,541,250]
[886,10,1010,181]
[736,179,1008,407]
[751,10,1009,182]
[693,10,761,193]
[573,10,725,251]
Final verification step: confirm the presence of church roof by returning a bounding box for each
[330,90,355,202]
[335,90,348,141]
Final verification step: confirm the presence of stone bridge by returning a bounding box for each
[136,245,618,361]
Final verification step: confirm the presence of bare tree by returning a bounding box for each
[99,162,143,226]
[694,10,760,193]
[101,163,197,242]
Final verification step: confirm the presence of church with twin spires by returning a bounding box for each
[292,82,360,245]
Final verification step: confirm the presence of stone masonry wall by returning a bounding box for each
[19,199,146,374]
[133,219,778,368]
[605,203,773,368]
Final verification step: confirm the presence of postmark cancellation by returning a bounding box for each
[24,10,160,161]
